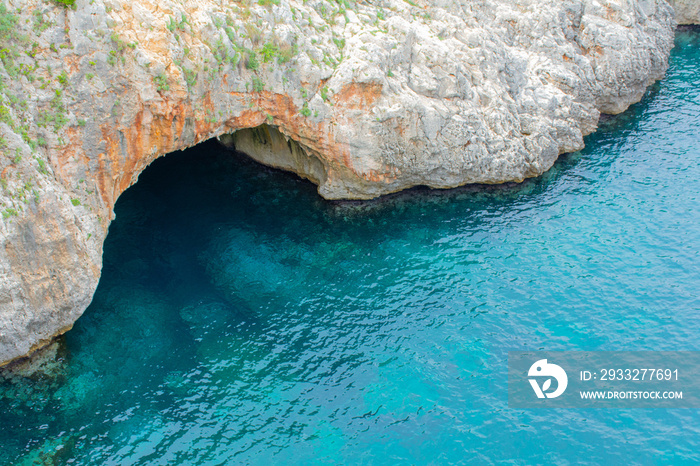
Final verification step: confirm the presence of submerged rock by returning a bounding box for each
[0,0,693,364]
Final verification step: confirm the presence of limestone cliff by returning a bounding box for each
[0,0,693,365]
[669,0,700,23]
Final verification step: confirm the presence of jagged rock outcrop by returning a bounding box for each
[0,0,692,365]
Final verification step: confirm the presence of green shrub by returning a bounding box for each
[57,70,69,86]
[0,3,18,42]
[2,208,18,219]
[37,91,69,130]
[245,51,259,70]
[33,11,52,33]
[166,13,189,32]
[183,68,197,87]
[154,73,169,92]
[0,104,13,127]
[260,42,278,63]
[35,157,48,174]
[224,27,236,44]
[110,32,126,52]
[332,37,345,50]
[251,76,264,92]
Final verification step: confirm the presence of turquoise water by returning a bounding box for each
[1,29,699,464]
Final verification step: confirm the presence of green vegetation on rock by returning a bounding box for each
[154,73,170,92]
[52,0,76,8]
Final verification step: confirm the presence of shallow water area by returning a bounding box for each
[1,28,699,465]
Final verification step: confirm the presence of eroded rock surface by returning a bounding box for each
[669,0,700,23]
[0,0,691,364]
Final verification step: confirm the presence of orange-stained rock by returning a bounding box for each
[0,0,682,365]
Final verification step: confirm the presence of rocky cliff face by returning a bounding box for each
[0,0,691,365]
[669,0,700,23]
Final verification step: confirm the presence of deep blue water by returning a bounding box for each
[1,29,699,465]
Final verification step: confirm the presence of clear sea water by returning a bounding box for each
[1,29,699,465]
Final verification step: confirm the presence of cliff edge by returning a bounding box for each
[0,0,693,365]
